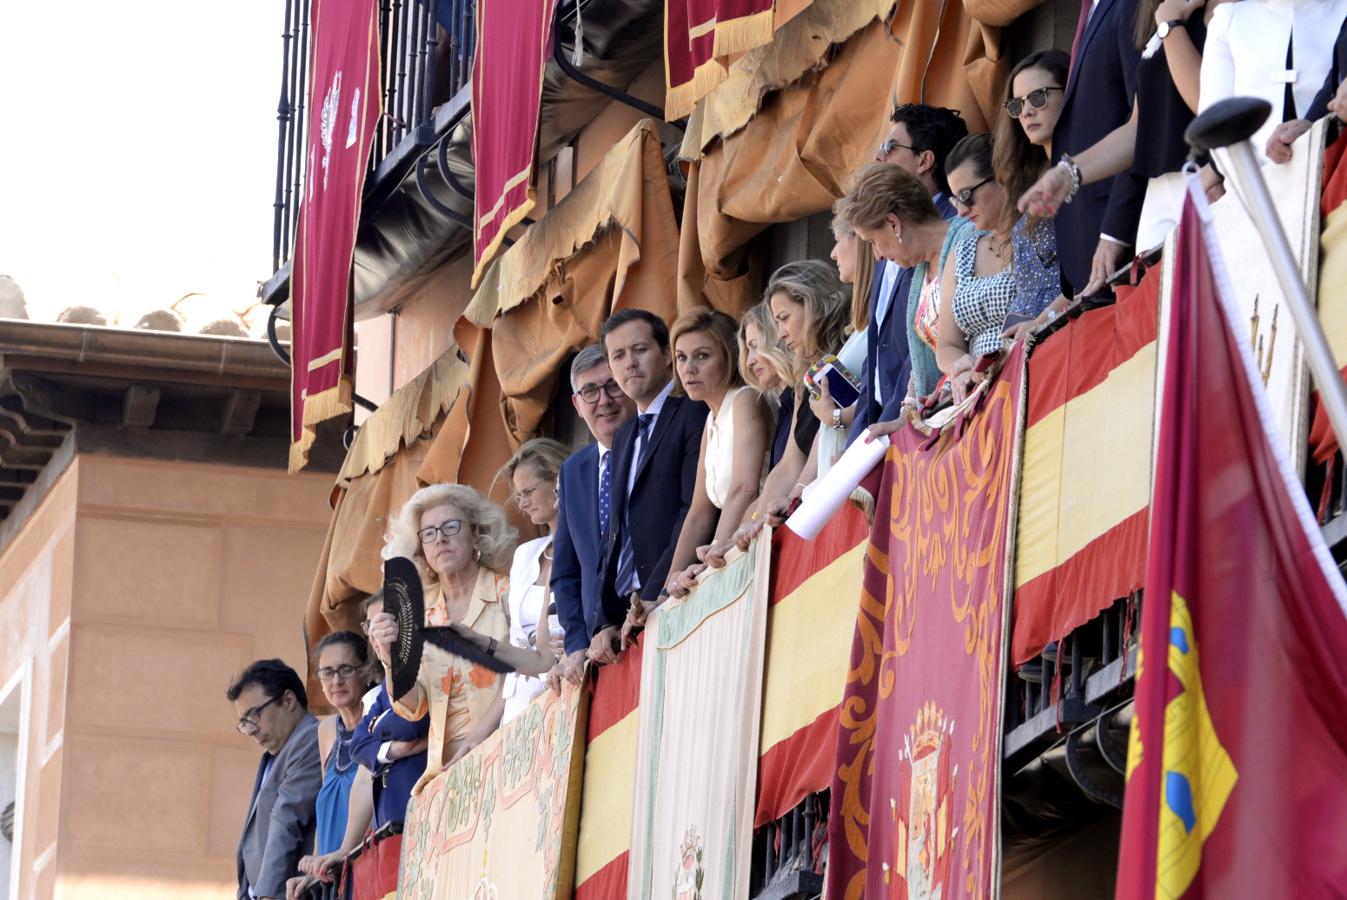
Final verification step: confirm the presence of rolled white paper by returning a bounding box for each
[785,429,890,539]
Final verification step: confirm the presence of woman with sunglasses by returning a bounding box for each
[926,133,1024,404]
[496,438,570,724]
[1018,3,1228,297]
[990,49,1070,336]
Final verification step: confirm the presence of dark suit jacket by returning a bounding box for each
[1053,0,1143,294]
[850,193,956,444]
[552,442,610,655]
[1307,17,1347,121]
[237,714,321,900]
[601,392,706,616]
[350,686,428,829]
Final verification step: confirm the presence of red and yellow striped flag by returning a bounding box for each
[1117,195,1347,898]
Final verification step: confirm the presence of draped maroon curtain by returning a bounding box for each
[289,0,380,471]
[470,0,560,286]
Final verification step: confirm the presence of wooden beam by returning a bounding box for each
[121,385,161,429]
[221,390,262,436]
[7,374,92,423]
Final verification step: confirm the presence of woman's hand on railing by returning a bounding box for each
[286,874,321,900]
[733,520,764,551]
[700,539,735,569]
[1330,80,1347,123]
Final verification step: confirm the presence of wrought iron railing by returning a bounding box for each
[751,791,827,899]
[270,0,476,274]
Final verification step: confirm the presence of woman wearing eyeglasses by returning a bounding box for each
[496,438,569,724]
[990,49,1070,337]
[1018,3,1229,296]
[369,483,556,793]
[288,630,376,897]
[925,133,1023,404]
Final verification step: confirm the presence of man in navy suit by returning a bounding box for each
[848,104,965,445]
[551,343,637,682]
[1053,0,1143,296]
[350,593,427,830]
[596,309,706,663]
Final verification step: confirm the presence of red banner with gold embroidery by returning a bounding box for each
[289,0,380,471]
[470,0,559,287]
[826,345,1026,900]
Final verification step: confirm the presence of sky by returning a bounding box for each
[0,2,283,328]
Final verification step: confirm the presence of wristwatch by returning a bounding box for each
[1157,19,1184,40]
[831,407,844,430]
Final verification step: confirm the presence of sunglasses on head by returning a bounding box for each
[1003,86,1062,119]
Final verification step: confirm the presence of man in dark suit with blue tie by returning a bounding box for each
[596,309,706,662]
[1053,0,1143,296]
[848,104,966,444]
[551,343,638,683]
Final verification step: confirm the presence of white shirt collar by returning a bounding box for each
[638,380,675,418]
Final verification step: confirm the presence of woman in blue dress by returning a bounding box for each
[291,630,376,895]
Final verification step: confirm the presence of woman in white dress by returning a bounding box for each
[497,438,570,724]
[661,307,772,601]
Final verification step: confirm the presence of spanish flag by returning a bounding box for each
[1116,193,1347,897]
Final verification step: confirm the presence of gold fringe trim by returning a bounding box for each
[289,376,353,473]
[711,6,775,59]
[465,120,666,325]
[679,0,898,159]
[335,348,472,486]
[472,188,537,290]
[665,56,730,122]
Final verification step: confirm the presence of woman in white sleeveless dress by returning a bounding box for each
[497,438,570,724]
[661,307,772,601]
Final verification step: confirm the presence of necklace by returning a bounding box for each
[330,716,357,774]
[542,544,554,562]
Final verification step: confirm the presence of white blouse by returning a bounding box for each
[501,535,558,724]
[1200,0,1347,162]
[704,386,766,510]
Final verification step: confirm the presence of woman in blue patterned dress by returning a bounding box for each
[994,50,1072,335]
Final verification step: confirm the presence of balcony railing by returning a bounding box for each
[751,792,827,899]
[270,0,476,275]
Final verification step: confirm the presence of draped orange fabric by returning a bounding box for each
[677,8,1011,313]
[306,121,680,639]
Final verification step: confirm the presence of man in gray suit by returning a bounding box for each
[227,659,321,900]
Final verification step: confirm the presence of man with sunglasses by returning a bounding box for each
[1053,0,1144,297]
[227,659,321,900]
[849,104,967,446]
[551,343,637,685]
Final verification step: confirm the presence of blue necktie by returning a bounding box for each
[597,452,612,540]
[614,413,655,597]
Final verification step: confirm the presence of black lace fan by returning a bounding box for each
[382,557,514,700]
